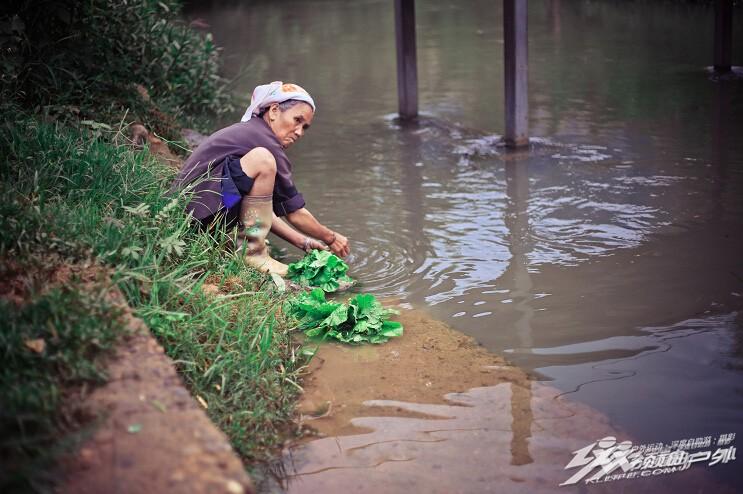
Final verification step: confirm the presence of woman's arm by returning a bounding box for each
[270,213,327,252]
[285,207,350,257]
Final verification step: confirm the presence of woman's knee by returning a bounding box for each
[240,147,276,178]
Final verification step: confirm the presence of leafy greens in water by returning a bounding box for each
[286,250,354,293]
[289,288,404,345]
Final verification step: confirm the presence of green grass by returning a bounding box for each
[0,275,126,492]
[0,118,308,491]
[1,1,299,490]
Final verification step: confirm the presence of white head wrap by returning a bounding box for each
[240,81,316,122]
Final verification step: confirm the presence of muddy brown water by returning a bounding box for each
[186,0,743,491]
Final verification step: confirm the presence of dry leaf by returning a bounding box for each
[24,338,46,353]
[270,273,286,292]
[196,395,208,409]
[150,399,167,413]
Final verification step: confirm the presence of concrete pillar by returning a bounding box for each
[504,0,529,148]
[395,0,419,119]
[714,0,733,73]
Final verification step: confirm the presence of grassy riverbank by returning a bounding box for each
[1,1,306,491]
[0,117,307,491]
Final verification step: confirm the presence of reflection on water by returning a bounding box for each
[187,0,743,490]
[536,313,743,442]
[505,158,534,352]
[284,383,727,494]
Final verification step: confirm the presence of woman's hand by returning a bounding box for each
[284,208,350,257]
[302,237,328,253]
[328,231,350,258]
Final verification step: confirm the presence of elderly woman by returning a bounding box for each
[172,81,350,276]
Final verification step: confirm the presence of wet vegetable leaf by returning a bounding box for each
[287,289,403,345]
[287,250,355,292]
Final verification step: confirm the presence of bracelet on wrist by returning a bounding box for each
[302,237,311,252]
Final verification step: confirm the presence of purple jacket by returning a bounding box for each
[171,117,305,219]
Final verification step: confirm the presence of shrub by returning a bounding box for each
[0,0,234,133]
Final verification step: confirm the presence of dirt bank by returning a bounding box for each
[58,298,254,494]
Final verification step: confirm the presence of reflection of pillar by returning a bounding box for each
[505,159,534,349]
[504,158,534,465]
[510,381,534,465]
[713,76,729,177]
[550,0,561,38]
[712,73,730,217]
[399,121,436,265]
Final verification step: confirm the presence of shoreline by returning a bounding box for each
[283,307,732,494]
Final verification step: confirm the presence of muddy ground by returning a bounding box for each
[295,308,533,441]
[284,308,732,494]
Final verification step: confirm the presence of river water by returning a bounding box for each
[186,1,743,492]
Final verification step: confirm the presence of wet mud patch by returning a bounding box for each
[286,308,732,493]
[296,308,530,438]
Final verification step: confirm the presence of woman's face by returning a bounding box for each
[265,102,314,149]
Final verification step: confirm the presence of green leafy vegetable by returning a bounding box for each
[289,289,403,345]
[287,250,355,292]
